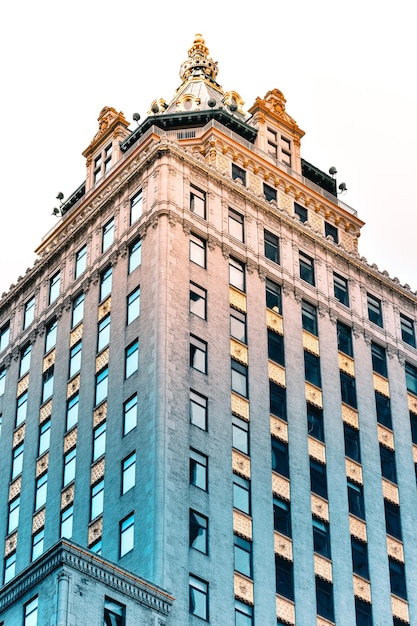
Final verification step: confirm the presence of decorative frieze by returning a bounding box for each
[305,382,323,408]
[40,399,52,423]
[4,532,17,557]
[266,309,283,334]
[8,477,21,502]
[233,510,252,540]
[382,479,399,505]
[98,296,111,321]
[408,392,417,415]
[93,402,107,427]
[17,373,29,397]
[32,508,45,533]
[230,339,248,365]
[272,474,290,501]
[378,424,394,450]
[308,437,326,464]
[96,347,110,372]
[303,330,320,356]
[387,536,404,563]
[36,453,49,477]
[270,416,288,442]
[353,574,372,602]
[12,424,25,449]
[61,484,75,509]
[70,323,83,347]
[349,515,367,542]
[91,458,105,484]
[345,458,363,485]
[276,595,295,625]
[311,494,329,522]
[342,404,359,429]
[231,393,249,421]
[234,573,254,605]
[274,532,292,561]
[229,286,246,313]
[314,554,332,582]
[232,450,250,479]
[338,353,355,377]
[64,428,77,453]
[391,595,409,623]
[88,516,103,546]
[43,349,56,372]
[373,373,390,397]
[67,374,80,398]
[268,362,286,388]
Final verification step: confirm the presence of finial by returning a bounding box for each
[179,34,219,83]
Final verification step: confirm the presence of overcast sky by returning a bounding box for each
[1,0,416,296]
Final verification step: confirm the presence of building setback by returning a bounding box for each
[1,33,417,626]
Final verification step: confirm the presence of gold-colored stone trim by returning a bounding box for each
[234,573,254,605]
[353,575,371,602]
[61,484,75,509]
[378,424,394,450]
[391,595,409,622]
[271,416,288,442]
[268,362,286,387]
[98,296,111,321]
[387,536,404,563]
[230,339,248,365]
[32,508,45,533]
[70,323,83,347]
[232,450,251,479]
[373,373,390,397]
[36,453,49,477]
[311,494,329,522]
[229,286,246,313]
[338,352,355,377]
[4,532,17,557]
[303,330,320,356]
[276,596,295,625]
[349,515,367,542]
[306,382,323,408]
[231,393,249,420]
[274,532,292,561]
[17,373,29,397]
[317,616,335,626]
[233,510,252,540]
[9,477,22,502]
[272,473,290,501]
[342,404,359,429]
[266,309,283,335]
[91,458,105,484]
[345,459,363,484]
[93,402,107,427]
[64,428,77,453]
[308,437,326,463]
[40,399,53,423]
[408,392,417,416]
[96,347,110,372]
[88,516,103,546]
[67,374,80,398]
[382,479,399,505]
[314,554,332,582]
[13,424,25,449]
[43,349,56,372]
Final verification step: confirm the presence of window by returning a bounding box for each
[8,496,20,533]
[24,596,38,626]
[93,422,106,461]
[316,577,334,622]
[190,510,208,554]
[270,381,286,420]
[333,272,349,306]
[410,412,417,445]
[16,391,28,426]
[232,163,246,185]
[49,271,60,304]
[190,390,207,430]
[122,452,136,494]
[90,539,102,555]
[233,475,250,515]
[72,293,84,328]
[190,185,206,219]
[272,437,289,478]
[266,279,282,313]
[127,287,140,324]
[104,598,126,626]
[232,416,249,455]
[75,245,87,279]
[38,418,51,456]
[231,308,247,344]
[125,340,139,378]
[351,537,369,579]
[299,251,315,286]
[190,336,207,374]
[97,314,111,352]
[24,296,35,329]
[120,512,134,556]
[405,362,417,395]
[313,517,331,558]
[264,230,280,264]
[190,283,207,319]
[90,479,104,520]
[371,342,387,377]
[294,202,308,223]
[190,449,208,491]
[281,136,292,166]
[93,144,112,182]
[130,189,143,224]
[4,552,16,584]
[400,313,416,347]
[267,127,278,157]
[35,473,48,510]
[324,221,339,243]
[235,599,253,626]
[45,318,57,352]
[228,208,244,241]
[380,444,397,483]
[128,238,142,273]
[231,359,248,397]
[263,182,277,202]
[95,367,108,405]
[42,367,54,403]
[273,497,291,537]
[337,321,353,356]
[229,258,245,292]
[124,394,137,435]
[304,351,321,387]
[344,423,361,463]
[63,448,76,486]
[0,367,5,396]
[66,394,79,430]
[190,233,206,268]
[347,481,365,519]
[367,293,383,327]
[69,340,82,378]
[61,505,73,539]
[275,555,294,600]
[0,323,10,353]
[100,267,112,301]
[355,598,373,626]
[340,371,357,408]
[302,300,318,335]
[307,404,324,442]
[385,501,402,540]
[268,329,284,365]
[189,574,208,620]
[375,392,392,429]
[234,535,252,578]
[19,344,31,377]
[390,559,407,600]
[310,459,328,499]
[12,443,24,480]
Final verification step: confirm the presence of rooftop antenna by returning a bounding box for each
[52,192,65,217]
[132,112,141,126]
[338,182,348,194]
[328,166,337,178]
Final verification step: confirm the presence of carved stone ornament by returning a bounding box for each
[207,236,218,251]
[182,223,191,236]
[258,267,267,282]
[246,262,255,275]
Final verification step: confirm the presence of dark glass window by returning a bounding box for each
[294,202,308,222]
[316,577,334,622]
[263,183,277,202]
[190,449,208,491]
[275,555,294,600]
[270,381,286,420]
[389,558,407,599]
[325,221,339,243]
[234,535,252,578]
[231,359,248,398]
[337,321,353,356]
[313,517,331,558]
[347,481,365,519]
[405,362,417,395]
[233,475,250,515]
[72,293,84,328]
[410,412,417,445]
[307,404,325,442]
[190,283,207,320]
[189,575,208,620]
[266,279,282,313]
[371,342,387,377]
[367,293,383,327]
[100,267,112,301]
[273,497,291,537]
[302,300,318,336]
[299,251,315,286]
[130,189,143,224]
[104,597,125,626]
[232,416,249,455]
[190,336,207,374]
[400,313,416,347]
[232,163,246,185]
[333,273,349,306]
[264,230,280,264]
[355,598,373,626]
[271,437,289,478]
[340,371,357,408]
[375,392,392,429]
[384,501,402,540]
[380,444,397,483]
[310,459,328,499]
[228,208,244,242]
[351,537,369,579]
[304,351,321,387]
[190,510,208,555]
[128,238,142,273]
[344,423,361,463]
[268,329,284,365]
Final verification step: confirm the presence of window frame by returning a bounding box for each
[190,185,206,219]
[0,323,10,353]
[264,229,280,264]
[45,318,57,352]
[302,300,318,336]
[120,512,135,557]
[123,394,138,435]
[75,244,87,279]
[231,358,248,398]
[400,312,416,347]
[266,279,282,314]
[228,207,245,242]
[190,335,207,374]
[72,293,84,328]
[190,448,208,491]
[125,339,139,378]
[100,266,112,302]
[189,574,209,621]
[49,271,61,305]
[229,257,245,292]
[190,282,207,320]
[23,296,35,329]
[127,287,140,324]
[299,250,315,286]
[324,221,339,243]
[95,367,109,405]
[130,189,143,224]
[190,390,208,431]
[190,233,207,268]
[333,272,349,306]
[122,452,136,494]
[97,313,111,352]
[367,292,383,327]
[128,238,142,273]
[232,163,246,185]
[190,509,208,555]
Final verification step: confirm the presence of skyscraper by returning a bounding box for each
[1,34,417,626]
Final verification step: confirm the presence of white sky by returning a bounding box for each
[1,0,416,295]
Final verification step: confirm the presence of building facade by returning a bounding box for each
[1,34,417,625]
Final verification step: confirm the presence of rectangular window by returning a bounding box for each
[189,574,209,620]
[120,513,134,556]
[45,318,57,352]
[122,452,136,494]
[75,244,87,279]
[367,293,383,327]
[273,497,291,537]
[190,449,208,491]
[127,287,140,324]
[63,448,76,486]
[406,362,417,395]
[190,282,207,319]
[230,308,246,344]
[24,596,38,626]
[304,351,322,387]
[324,221,339,243]
[233,475,250,515]
[400,313,416,347]
[232,416,249,455]
[61,505,73,539]
[410,412,417,445]
[235,599,253,626]
[130,189,143,224]
[264,230,280,264]
[294,202,308,223]
[263,182,277,202]
[234,535,252,578]
[307,404,325,442]
[347,481,365,519]
[124,394,137,435]
[90,479,104,520]
[340,371,357,408]
[281,136,292,167]
[125,340,139,378]
[385,501,402,540]
[271,437,289,478]
[95,367,108,405]
[0,367,5,396]
[228,208,244,242]
[100,267,112,301]
[316,577,334,622]
[12,443,24,480]
[313,517,331,559]
[190,336,207,374]
[268,329,284,365]
[344,423,361,463]
[72,293,84,328]
[190,185,206,219]
[299,251,315,286]
[42,367,54,403]
[35,473,48,510]
[337,321,353,356]
[128,238,142,273]
[0,323,10,353]
[302,300,318,336]
[232,163,246,185]
[371,342,387,377]
[355,599,373,626]
[190,233,206,268]
[351,537,369,579]
[375,392,392,429]
[190,390,207,430]
[97,314,111,352]
[4,552,16,584]
[310,459,328,499]
[19,344,32,378]
[24,296,35,329]
[266,279,282,313]
[275,555,294,600]
[389,558,407,600]
[102,218,114,252]
[190,510,208,554]
[8,496,20,534]
[93,422,106,461]
[69,340,82,378]
[104,598,126,626]
[267,128,278,157]
[229,258,245,292]
[380,444,397,483]
[38,419,51,456]
[270,381,287,420]
[333,272,349,306]
[49,271,60,304]
[231,359,248,397]
[66,394,79,430]
[16,391,28,426]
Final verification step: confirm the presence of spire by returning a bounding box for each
[179,34,219,84]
